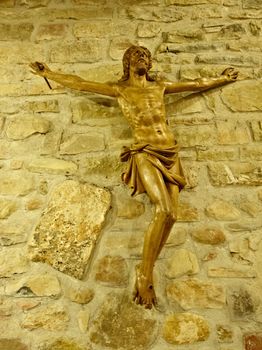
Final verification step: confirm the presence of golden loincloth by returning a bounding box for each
[120,143,187,196]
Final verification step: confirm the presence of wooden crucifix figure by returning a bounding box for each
[30,45,238,309]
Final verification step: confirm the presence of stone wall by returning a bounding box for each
[0,0,262,349]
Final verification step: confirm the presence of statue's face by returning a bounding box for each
[129,47,150,76]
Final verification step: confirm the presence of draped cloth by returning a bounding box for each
[120,143,187,196]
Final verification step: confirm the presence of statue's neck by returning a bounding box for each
[128,72,148,88]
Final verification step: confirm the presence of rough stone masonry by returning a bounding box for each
[0,0,262,349]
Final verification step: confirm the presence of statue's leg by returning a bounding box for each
[155,182,180,259]
[133,153,175,308]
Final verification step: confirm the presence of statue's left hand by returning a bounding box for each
[221,67,238,82]
[29,62,51,77]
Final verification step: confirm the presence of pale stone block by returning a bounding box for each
[162,313,210,345]
[26,275,61,297]
[0,172,35,196]
[195,53,259,66]
[166,279,226,309]
[0,199,17,219]
[250,121,262,141]
[25,198,43,211]
[60,133,105,154]
[0,222,28,246]
[50,40,103,63]
[137,22,161,38]
[159,42,225,54]
[216,120,251,145]
[166,249,199,278]
[5,116,50,140]
[116,193,145,219]
[177,202,199,222]
[21,303,69,331]
[126,6,183,22]
[206,199,240,220]
[191,227,226,244]
[221,81,262,112]
[28,180,111,279]
[0,248,29,277]
[197,147,238,161]
[66,286,94,304]
[165,228,187,247]
[109,37,136,60]
[27,158,77,175]
[95,255,129,287]
[89,292,157,349]
[16,0,50,7]
[25,99,59,113]
[174,125,216,147]
[78,310,89,333]
[243,0,261,9]
[0,23,33,41]
[0,43,47,64]
[41,339,88,350]
[35,23,68,41]
[208,267,257,278]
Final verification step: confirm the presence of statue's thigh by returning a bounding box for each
[135,153,171,208]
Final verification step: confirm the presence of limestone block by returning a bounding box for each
[197,147,238,161]
[0,222,28,246]
[166,94,203,115]
[90,292,157,349]
[195,53,259,66]
[191,227,226,244]
[0,339,28,350]
[216,120,250,145]
[166,279,225,309]
[137,22,161,38]
[182,162,199,189]
[71,98,122,125]
[0,23,33,40]
[0,43,47,64]
[66,286,94,304]
[60,133,105,154]
[208,162,262,186]
[125,6,183,22]
[0,172,35,196]
[241,145,262,161]
[0,199,17,219]
[250,121,262,141]
[177,202,199,222]
[95,255,129,287]
[206,199,240,221]
[28,180,111,279]
[166,249,199,278]
[16,0,50,6]
[40,339,89,350]
[109,37,136,60]
[78,310,89,333]
[165,227,187,247]
[216,325,234,343]
[25,99,59,113]
[27,158,77,175]
[5,116,50,140]
[162,313,210,345]
[159,42,225,54]
[164,28,204,43]
[228,288,259,320]
[0,248,29,277]
[116,194,145,219]
[5,274,61,297]
[208,267,257,278]
[35,23,68,41]
[174,125,216,147]
[239,197,261,218]
[41,130,62,155]
[221,81,262,112]
[50,40,103,63]
[21,303,69,331]
[73,21,134,39]
[229,237,255,264]
[243,0,262,9]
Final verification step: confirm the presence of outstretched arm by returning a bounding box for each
[30,62,118,97]
[164,68,238,94]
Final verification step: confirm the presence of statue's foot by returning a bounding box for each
[133,264,157,309]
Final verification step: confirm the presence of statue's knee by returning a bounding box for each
[156,206,176,224]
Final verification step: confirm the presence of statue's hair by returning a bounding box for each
[119,45,154,82]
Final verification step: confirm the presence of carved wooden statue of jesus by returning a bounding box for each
[30,46,238,309]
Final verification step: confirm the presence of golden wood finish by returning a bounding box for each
[30,46,238,309]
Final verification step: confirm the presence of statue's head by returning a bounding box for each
[119,45,154,82]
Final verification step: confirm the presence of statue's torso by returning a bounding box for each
[116,82,175,147]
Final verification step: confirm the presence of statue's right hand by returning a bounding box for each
[29,62,51,77]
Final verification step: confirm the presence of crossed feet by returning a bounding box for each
[133,264,157,309]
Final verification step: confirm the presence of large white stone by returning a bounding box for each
[166,249,199,278]
[28,180,111,279]
[5,116,50,140]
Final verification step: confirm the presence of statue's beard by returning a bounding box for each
[135,65,147,76]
